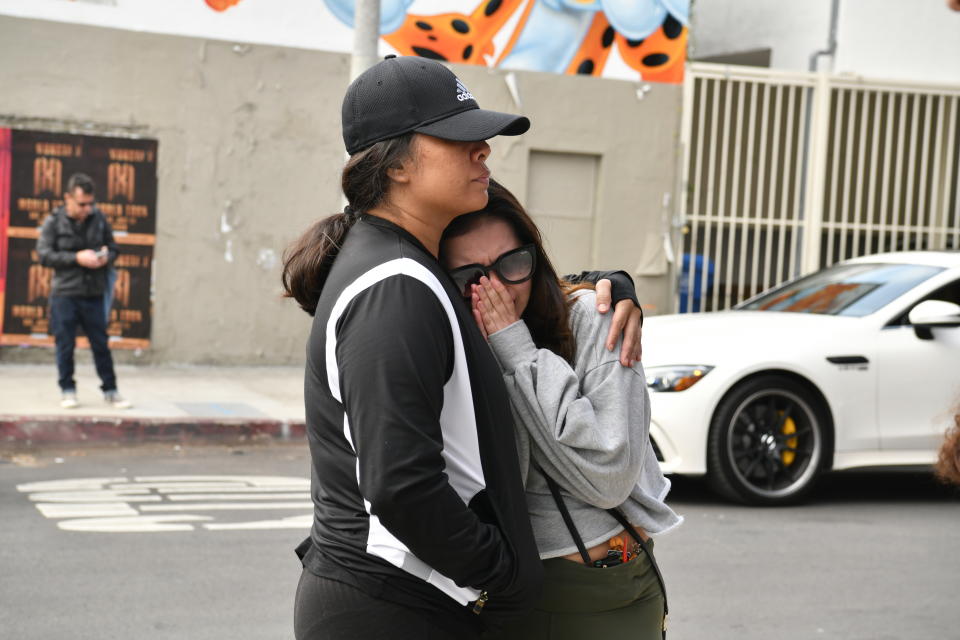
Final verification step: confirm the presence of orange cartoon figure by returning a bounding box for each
[205,0,242,11]
[323,0,690,83]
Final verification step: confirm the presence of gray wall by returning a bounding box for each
[0,16,681,365]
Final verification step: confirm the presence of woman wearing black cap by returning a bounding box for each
[283,55,640,640]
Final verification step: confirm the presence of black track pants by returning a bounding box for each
[294,569,480,640]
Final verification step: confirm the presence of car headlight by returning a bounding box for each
[645,365,714,392]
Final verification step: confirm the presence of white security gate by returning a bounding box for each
[678,63,960,313]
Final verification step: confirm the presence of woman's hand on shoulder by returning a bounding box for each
[473,276,520,338]
[594,279,643,367]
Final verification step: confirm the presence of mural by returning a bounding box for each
[207,0,690,83]
[3,1,687,82]
[205,0,242,9]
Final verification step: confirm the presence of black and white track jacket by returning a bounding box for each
[297,214,544,630]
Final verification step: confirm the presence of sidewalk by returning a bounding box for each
[0,364,306,447]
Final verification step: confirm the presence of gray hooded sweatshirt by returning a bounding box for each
[488,290,682,560]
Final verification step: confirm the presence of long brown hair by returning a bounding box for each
[281,133,416,315]
[440,180,591,363]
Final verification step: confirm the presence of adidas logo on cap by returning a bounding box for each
[455,78,475,102]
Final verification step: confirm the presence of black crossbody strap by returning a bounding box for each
[536,464,668,638]
[607,507,670,638]
[538,466,592,565]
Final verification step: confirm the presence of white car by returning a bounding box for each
[643,251,960,505]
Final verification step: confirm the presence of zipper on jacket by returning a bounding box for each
[471,591,489,614]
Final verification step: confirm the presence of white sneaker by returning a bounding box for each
[61,392,79,409]
[104,391,132,409]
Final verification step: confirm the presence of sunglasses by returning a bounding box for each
[448,244,537,298]
[69,197,95,208]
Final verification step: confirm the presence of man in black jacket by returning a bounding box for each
[36,173,131,409]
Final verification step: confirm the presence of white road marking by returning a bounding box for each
[18,475,313,533]
[134,475,310,486]
[57,515,212,533]
[36,503,139,518]
[28,491,161,503]
[108,482,254,490]
[166,493,310,501]
[16,477,129,492]
[155,486,309,494]
[204,515,313,530]
[140,502,313,511]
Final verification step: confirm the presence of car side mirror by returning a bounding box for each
[908,300,960,340]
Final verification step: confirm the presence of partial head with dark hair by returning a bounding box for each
[934,414,960,486]
[440,180,589,363]
[66,172,95,196]
[64,173,96,221]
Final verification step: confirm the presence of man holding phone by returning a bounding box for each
[37,172,131,409]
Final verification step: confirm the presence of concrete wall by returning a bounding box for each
[691,0,960,85]
[0,15,681,365]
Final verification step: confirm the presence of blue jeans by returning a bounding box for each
[50,295,117,393]
[104,267,117,322]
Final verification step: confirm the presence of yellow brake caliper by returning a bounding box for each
[779,411,798,466]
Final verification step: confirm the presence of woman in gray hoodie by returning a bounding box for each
[440,182,682,639]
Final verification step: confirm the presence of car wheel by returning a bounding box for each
[707,375,829,505]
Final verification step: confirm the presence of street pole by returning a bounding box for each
[350,0,381,81]
[344,0,381,207]
[796,0,840,276]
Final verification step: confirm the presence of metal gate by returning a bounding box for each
[678,63,960,313]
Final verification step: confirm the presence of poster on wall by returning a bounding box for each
[0,129,10,334]
[0,0,689,83]
[0,128,156,350]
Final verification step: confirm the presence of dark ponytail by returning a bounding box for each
[282,133,416,315]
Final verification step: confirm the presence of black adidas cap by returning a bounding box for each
[342,55,530,155]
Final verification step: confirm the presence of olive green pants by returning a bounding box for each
[499,539,666,640]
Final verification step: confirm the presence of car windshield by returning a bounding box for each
[735,263,944,316]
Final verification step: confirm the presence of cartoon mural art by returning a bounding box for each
[345,0,689,83]
[201,0,690,83]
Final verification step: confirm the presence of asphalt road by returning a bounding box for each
[1,443,957,640]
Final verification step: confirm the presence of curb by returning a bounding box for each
[0,415,307,447]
